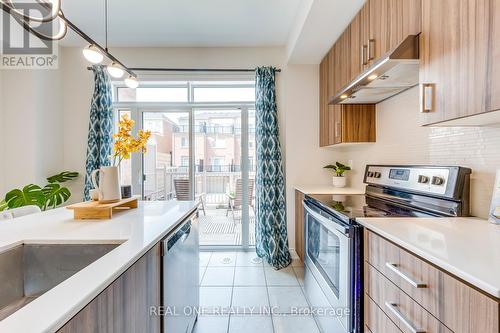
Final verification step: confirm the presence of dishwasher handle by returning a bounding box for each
[163,219,192,254]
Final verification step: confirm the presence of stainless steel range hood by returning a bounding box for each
[330,35,419,105]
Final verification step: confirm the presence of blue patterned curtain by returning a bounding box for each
[83,65,113,201]
[255,67,291,270]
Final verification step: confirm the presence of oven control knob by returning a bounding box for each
[431,176,445,186]
[367,171,374,178]
[373,172,381,178]
[418,175,429,184]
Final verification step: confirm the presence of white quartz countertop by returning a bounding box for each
[0,200,198,333]
[357,217,500,298]
[294,185,365,195]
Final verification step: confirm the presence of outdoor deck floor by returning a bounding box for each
[199,207,255,246]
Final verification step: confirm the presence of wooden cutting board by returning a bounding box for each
[66,197,138,220]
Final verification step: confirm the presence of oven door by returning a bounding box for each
[303,201,352,332]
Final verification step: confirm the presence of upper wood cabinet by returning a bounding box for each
[489,0,500,113]
[419,0,494,125]
[367,0,422,67]
[319,43,376,147]
[319,0,422,147]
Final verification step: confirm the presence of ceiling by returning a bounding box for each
[60,0,303,47]
[287,0,366,64]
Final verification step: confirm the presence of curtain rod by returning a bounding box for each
[86,67,281,73]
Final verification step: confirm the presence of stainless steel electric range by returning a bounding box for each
[302,165,471,333]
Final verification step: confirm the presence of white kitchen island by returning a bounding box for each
[0,200,198,333]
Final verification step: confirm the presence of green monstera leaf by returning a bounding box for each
[42,183,71,209]
[0,200,7,212]
[5,184,46,209]
[46,171,79,184]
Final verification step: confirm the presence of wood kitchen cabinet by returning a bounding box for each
[295,190,305,261]
[319,36,376,147]
[58,244,161,333]
[364,230,500,333]
[419,0,495,125]
[319,0,422,147]
[366,0,421,67]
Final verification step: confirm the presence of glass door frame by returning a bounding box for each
[117,104,254,250]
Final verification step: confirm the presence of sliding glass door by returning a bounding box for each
[141,111,191,201]
[113,80,256,249]
[192,108,254,247]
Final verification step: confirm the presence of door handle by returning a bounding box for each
[385,263,427,288]
[421,83,435,113]
[385,302,426,333]
[367,39,375,61]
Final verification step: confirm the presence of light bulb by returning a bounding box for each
[83,45,103,64]
[124,75,139,89]
[107,63,125,78]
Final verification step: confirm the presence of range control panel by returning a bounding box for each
[365,165,450,196]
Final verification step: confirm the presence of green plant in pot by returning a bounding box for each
[0,171,79,212]
[324,162,351,188]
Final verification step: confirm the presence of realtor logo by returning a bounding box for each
[1,1,59,69]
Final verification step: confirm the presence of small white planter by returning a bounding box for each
[332,176,347,188]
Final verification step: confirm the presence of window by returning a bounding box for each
[211,137,226,149]
[114,80,255,104]
[117,86,188,102]
[180,156,189,167]
[193,87,255,102]
[181,137,188,147]
[211,157,225,172]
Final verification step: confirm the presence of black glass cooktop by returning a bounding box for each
[306,193,436,222]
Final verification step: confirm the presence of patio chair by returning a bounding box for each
[173,178,206,215]
[226,178,254,222]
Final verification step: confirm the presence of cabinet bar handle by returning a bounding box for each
[367,39,375,61]
[385,262,427,288]
[361,45,367,66]
[421,83,435,113]
[385,302,426,333]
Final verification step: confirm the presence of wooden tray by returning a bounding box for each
[66,197,138,220]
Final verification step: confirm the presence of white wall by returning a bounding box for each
[0,57,64,194]
[282,64,345,246]
[341,87,500,218]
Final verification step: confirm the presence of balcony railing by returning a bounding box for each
[174,125,255,134]
[143,165,255,203]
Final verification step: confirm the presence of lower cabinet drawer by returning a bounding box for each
[364,230,500,333]
[365,294,402,333]
[365,262,453,333]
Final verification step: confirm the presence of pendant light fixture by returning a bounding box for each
[107,62,125,78]
[83,45,104,64]
[4,0,61,22]
[2,0,68,40]
[124,75,139,89]
[1,0,138,87]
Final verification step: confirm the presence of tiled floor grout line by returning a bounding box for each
[197,252,319,333]
[262,262,276,333]
[226,255,237,333]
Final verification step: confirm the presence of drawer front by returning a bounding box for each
[365,294,402,333]
[365,230,500,333]
[366,262,452,333]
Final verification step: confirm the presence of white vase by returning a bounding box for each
[91,166,121,203]
[332,176,347,188]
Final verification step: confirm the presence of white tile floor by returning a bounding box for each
[195,251,320,333]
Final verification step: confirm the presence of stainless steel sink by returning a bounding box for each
[0,243,120,321]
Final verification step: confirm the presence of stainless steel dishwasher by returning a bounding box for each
[162,210,199,333]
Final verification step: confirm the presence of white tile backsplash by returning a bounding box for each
[343,87,500,218]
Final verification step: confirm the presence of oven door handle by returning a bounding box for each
[303,202,350,236]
